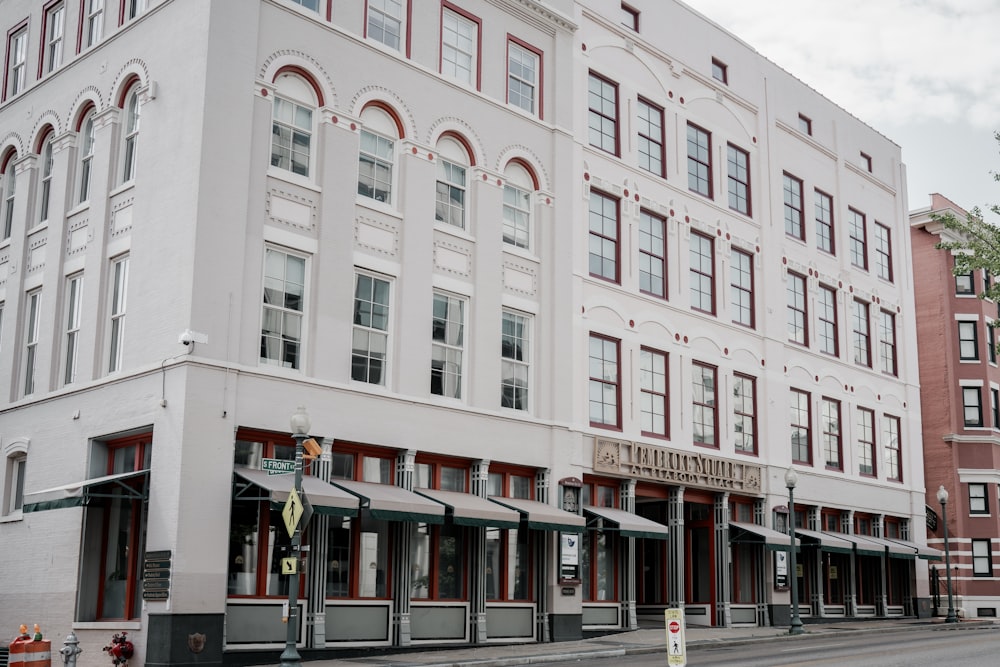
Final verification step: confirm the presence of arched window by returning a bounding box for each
[434,135,471,230]
[37,130,55,224]
[1,151,16,241]
[357,104,401,205]
[78,107,96,204]
[502,161,536,250]
[120,83,141,183]
[270,72,317,178]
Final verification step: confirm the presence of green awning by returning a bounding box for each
[23,469,149,513]
[886,537,943,561]
[855,535,917,559]
[414,488,520,528]
[488,497,585,533]
[584,506,669,540]
[233,468,357,517]
[332,480,445,524]
[794,528,854,554]
[828,532,885,557]
[730,521,799,551]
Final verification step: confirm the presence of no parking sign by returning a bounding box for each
[664,608,687,666]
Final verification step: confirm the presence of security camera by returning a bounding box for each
[178,330,194,346]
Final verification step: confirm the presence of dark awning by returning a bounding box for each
[584,506,670,539]
[730,521,799,551]
[414,488,520,528]
[233,468,357,517]
[854,535,916,559]
[886,537,943,561]
[829,532,885,557]
[332,479,445,524]
[794,528,854,554]
[488,497,585,532]
[23,469,149,512]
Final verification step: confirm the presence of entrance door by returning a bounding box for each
[686,501,715,623]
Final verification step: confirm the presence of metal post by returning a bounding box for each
[280,407,310,667]
[937,486,958,623]
[785,467,803,635]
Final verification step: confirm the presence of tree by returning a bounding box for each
[934,132,1000,306]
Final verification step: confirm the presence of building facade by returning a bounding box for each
[0,1,935,665]
[910,193,1000,619]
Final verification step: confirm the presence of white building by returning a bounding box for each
[0,1,935,665]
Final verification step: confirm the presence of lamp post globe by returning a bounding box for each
[786,467,803,635]
[937,486,958,624]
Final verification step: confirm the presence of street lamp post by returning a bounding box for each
[785,467,804,635]
[936,485,958,624]
[279,407,311,667]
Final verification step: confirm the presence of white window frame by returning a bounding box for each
[435,159,466,229]
[367,0,404,51]
[270,87,314,179]
[23,290,41,396]
[125,0,149,20]
[3,452,26,517]
[639,346,667,437]
[507,40,538,115]
[38,135,55,224]
[64,273,83,385]
[260,246,307,370]
[358,129,394,205]
[501,309,530,410]
[969,482,989,515]
[78,111,96,204]
[85,0,104,48]
[121,87,141,184]
[441,7,478,88]
[45,3,66,73]
[972,539,992,576]
[958,319,980,361]
[351,271,391,386]
[7,27,27,98]
[431,291,465,399]
[109,256,129,373]
[3,158,16,240]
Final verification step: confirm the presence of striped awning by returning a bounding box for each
[488,497,586,532]
[730,522,800,551]
[584,506,670,540]
[333,479,445,524]
[414,488,520,528]
[233,468,358,517]
[794,528,854,554]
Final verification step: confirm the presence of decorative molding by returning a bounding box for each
[266,188,316,232]
[258,49,338,109]
[355,216,398,258]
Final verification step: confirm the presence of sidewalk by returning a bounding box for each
[312,617,997,667]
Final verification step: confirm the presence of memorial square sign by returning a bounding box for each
[594,438,761,493]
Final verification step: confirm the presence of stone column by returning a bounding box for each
[393,449,416,645]
[620,479,637,630]
[714,492,731,627]
[668,487,685,609]
[470,460,490,642]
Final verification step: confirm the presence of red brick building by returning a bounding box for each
[911,193,1000,619]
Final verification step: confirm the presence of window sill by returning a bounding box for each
[356,196,399,218]
[26,222,49,235]
[434,221,475,243]
[0,511,24,523]
[109,181,135,198]
[267,168,321,193]
[73,621,141,630]
[66,202,91,217]
[502,244,540,264]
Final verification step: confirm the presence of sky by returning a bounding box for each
[681,0,1000,221]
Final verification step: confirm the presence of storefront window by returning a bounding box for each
[582,480,618,601]
[412,523,464,599]
[227,500,292,597]
[485,469,534,601]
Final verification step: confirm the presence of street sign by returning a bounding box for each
[143,579,170,591]
[665,608,687,666]
[144,560,171,570]
[263,458,295,475]
[282,487,303,538]
[143,590,169,601]
[281,557,297,575]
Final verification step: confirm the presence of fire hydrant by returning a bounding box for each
[59,632,82,667]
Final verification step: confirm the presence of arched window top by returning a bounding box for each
[72,100,97,132]
[3,437,29,458]
[504,159,538,191]
[273,66,323,107]
[0,148,17,173]
[436,134,471,166]
[116,74,142,109]
[34,125,56,154]
[361,101,404,139]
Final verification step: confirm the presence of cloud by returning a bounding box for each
[683,0,1000,129]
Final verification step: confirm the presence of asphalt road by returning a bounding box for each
[537,626,1000,667]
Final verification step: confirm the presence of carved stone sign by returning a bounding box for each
[594,438,762,493]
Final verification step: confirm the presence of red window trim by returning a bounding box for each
[733,372,757,456]
[440,1,482,92]
[506,34,544,120]
[711,57,728,84]
[620,2,639,31]
[821,396,842,471]
[731,247,755,329]
[690,229,716,315]
[637,97,666,178]
[692,361,718,449]
[727,142,751,216]
[814,187,835,255]
[588,189,621,285]
[791,388,812,465]
[38,1,63,79]
[639,208,667,299]
[783,172,804,240]
[588,332,622,431]
[686,122,712,198]
[2,19,29,104]
[787,270,808,347]
[588,70,620,156]
[640,345,669,440]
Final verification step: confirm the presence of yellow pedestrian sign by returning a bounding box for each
[282,487,303,538]
[665,608,687,666]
